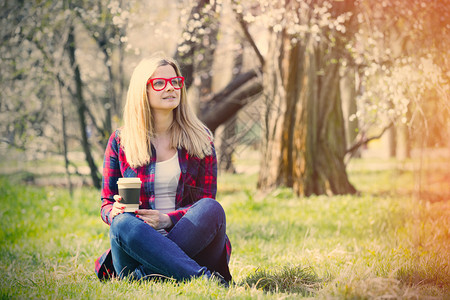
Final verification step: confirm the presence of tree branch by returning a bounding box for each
[345,122,394,158]
[200,78,263,132]
[200,68,261,110]
[232,1,265,67]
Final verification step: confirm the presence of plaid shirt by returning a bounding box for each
[95,129,231,280]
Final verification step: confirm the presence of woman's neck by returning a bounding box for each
[151,111,177,161]
[152,110,173,137]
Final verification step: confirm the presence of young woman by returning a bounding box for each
[94,56,232,285]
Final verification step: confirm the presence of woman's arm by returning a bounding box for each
[100,131,122,225]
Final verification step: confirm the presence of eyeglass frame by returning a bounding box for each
[147,76,185,91]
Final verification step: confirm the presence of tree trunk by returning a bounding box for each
[340,67,360,158]
[67,25,101,189]
[215,6,240,173]
[258,26,356,196]
[103,47,113,139]
[219,117,237,173]
[57,80,73,196]
[117,36,126,117]
[174,0,217,91]
[388,125,397,158]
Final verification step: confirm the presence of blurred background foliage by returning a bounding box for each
[0,0,448,197]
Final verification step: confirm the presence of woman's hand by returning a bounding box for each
[135,209,173,230]
[110,195,126,220]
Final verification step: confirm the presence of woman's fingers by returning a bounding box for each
[134,209,170,230]
[136,211,159,225]
[135,209,158,215]
[111,196,126,220]
[113,201,126,210]
[135,210,157,224]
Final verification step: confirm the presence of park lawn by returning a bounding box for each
[0,161,449,299]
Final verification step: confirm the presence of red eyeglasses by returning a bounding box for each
[147,77,185,91]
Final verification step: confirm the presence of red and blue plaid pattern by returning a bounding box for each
[95,129,231,280]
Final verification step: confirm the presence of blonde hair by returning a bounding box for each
[121,56,213,168]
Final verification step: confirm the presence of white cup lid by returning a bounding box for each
[117,177,141,184]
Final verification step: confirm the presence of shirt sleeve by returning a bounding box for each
[197,141,218,199]
[166,207,191,227]
[100,131,121,225]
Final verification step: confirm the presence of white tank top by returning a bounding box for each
[154,151,180,234]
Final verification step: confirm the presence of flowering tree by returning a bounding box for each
[238,0,358,195]
[0,0,133,188]
[347,0,449,157]
[232,0,448,196]
[72,0,132,140]
[174,0,220,96]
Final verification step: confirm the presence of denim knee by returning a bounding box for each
[110,212,143,242]
[195,198,226,225]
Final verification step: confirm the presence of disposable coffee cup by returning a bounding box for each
[117,177,142,212]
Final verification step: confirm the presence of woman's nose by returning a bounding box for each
[165,83,174,91]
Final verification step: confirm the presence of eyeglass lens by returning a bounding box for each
[151,77,183,91]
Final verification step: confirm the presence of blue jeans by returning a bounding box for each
[110,198,229,281]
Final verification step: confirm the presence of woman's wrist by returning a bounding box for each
[163,214,173,229]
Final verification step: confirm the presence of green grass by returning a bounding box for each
[1,160,449,299]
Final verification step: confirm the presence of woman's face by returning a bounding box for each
[146,65,181,112]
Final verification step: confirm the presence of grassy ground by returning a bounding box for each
[0,156,449,299]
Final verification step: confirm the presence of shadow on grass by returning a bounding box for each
[240,265,324,296]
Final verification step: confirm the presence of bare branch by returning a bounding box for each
[201,68,261,109]
[200,78,263,132]
[231,1,265,67]
[345,123,394,161]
